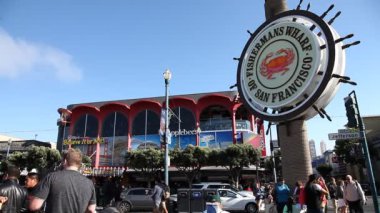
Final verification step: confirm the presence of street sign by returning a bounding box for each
[338,129,359,134]
[328,132,361,140]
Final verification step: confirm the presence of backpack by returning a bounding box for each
[162,184,170,200]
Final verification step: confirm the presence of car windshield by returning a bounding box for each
[192,185,203,189]
[191,183,241,191]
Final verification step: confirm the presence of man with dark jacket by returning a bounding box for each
[0,165,28,213]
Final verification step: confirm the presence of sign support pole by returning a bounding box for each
[351,90,379,213]
[264,0,312,188]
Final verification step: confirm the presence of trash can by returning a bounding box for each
[177,188,190,213]
[190,189,205,213]
[167,198,176,213]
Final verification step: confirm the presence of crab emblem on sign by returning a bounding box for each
[260,48,295,80]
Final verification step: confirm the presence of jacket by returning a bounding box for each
[0,179,28,213]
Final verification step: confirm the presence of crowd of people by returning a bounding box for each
[251,174,366,213]
[0,148,96,213]
[0,148,369,213]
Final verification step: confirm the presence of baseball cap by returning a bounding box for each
[28,168,39,174]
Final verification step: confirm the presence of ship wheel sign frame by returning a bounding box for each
[236,5,359,122]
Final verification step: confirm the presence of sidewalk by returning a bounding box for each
[259,197,379,213]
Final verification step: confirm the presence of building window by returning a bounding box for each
[101,112,128,166]
[131,110,160,150]
[169,107,196,132]
[132,110,160,136]
[235,106,251,130]
[72,114,99,156]
[200,105,231,131]
[73,114,98,137]
[168,107,197,150]
[102,112,128,137]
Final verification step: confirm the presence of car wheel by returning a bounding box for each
[116,201,131,213]
[245,203,258,213]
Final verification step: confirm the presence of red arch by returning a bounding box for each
[99,103,130,120]
[166,97,197,113]
[71,105,100,126]
[197,94,234,114]
[130,100,162,117]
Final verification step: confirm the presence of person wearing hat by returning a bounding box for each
[205,193,229,213]
[25,169,40,193]
[25,169,43,213]
[0,165,28,212]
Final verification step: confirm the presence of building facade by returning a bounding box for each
[309,139,317,160]
[57,91,266,168]
[362,115,380,189]
[320,140,327,155]
[0,136,51,159]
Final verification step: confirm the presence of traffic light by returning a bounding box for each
[344,96,359,128]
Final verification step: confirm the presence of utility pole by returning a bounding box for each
[269,126,277,183]
[346,91,379,213]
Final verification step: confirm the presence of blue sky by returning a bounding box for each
[0,0,379,156]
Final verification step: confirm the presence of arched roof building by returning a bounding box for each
[57,91,266,168]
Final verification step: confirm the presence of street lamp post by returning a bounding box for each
[163,69,172,186]
[6,139,12,159]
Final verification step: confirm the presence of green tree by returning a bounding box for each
[8,151,28,168]
[82,155,92,167]
[264,150,282,180]
[7,146,61,175]
[213,144,260,188]
[26,146,61,171]
[334,139,364,165]
[125,148,163,187]
[45,147,62,170]
[316,164,333,178]
[170,145,208,187]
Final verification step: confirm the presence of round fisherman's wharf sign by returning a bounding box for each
[237,10,345,122]
[242,21,320,108]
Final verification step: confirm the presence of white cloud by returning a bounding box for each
[0,29,82,81]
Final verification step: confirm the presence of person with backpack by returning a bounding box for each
[343,175,366,213]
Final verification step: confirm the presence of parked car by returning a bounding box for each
[192,182,233,190]
[192,182,254,197]
[170,182,253,203]
[217,188,258,213]
[170,187,256,213]
[117,187,153,212]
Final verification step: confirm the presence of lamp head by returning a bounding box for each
[163,69,172,81]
